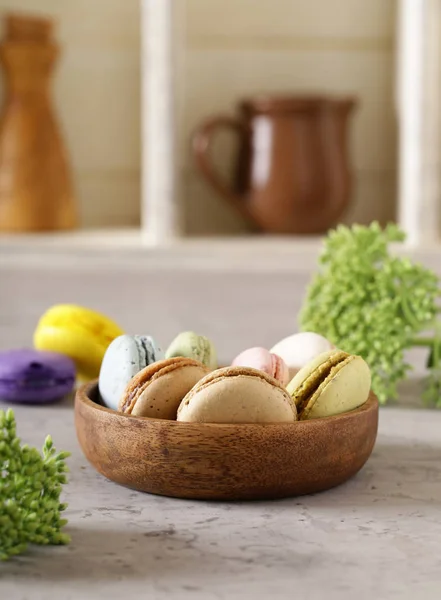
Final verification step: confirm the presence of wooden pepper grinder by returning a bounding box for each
[0,13,78,232]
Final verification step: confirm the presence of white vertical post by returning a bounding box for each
[396,0,441,246]
[396,0,425,246]
[421,0,441,243]
[141,0,184,244]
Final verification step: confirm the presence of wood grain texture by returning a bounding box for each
[0,14,78,232]
[75,381,379,501]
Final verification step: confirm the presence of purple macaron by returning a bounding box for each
[0,349,76,405]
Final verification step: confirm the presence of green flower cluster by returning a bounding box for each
[300,222,441,406]
[0,409,70,560]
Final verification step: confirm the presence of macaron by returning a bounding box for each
[177,366,297,424]
[0,348,76,404]
[34,304,124,381]
[231,347,289,386]
[270,332,334,379]
[119,357,210,419]
[99,334,164,411]
[165,331,217,370]
[286,349,371,420]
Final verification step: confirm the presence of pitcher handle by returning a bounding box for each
[192,116,250,218]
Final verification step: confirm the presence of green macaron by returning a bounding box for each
[165,331,217,370]
[286,349,371,420]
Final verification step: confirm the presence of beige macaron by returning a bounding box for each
[177,366,297,424]
[286,349,371,420]
[118,357,210,419]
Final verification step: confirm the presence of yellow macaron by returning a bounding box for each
[34,304,124,381]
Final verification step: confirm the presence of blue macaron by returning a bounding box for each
[98,335,164,411]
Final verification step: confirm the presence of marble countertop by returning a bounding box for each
[2,394,441,600]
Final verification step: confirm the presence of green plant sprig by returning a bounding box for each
[300,222,441,406]
[0,409,70,561]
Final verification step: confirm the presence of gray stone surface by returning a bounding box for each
[1,397,441,599]
[1,264,441,598]
[0,266,311,362]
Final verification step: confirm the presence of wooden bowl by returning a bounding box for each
[75,381,379,501]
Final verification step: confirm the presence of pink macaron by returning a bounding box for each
[231,347,290,386]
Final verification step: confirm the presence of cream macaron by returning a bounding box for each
[118,357,209,419]
[270,332,334,379]
[177,366,297,424]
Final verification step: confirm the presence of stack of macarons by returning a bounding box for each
[0,303,124,405]
[98,331,216,415]
[98,330,372,424]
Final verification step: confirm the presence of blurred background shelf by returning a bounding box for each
[1,229,441,274]
[0,1,440,257]
[0,0,400,239]
[0,229,323,271]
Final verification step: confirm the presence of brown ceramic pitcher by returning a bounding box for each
[192,96,357,234]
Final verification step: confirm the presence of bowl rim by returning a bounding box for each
[76,380,379,430]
